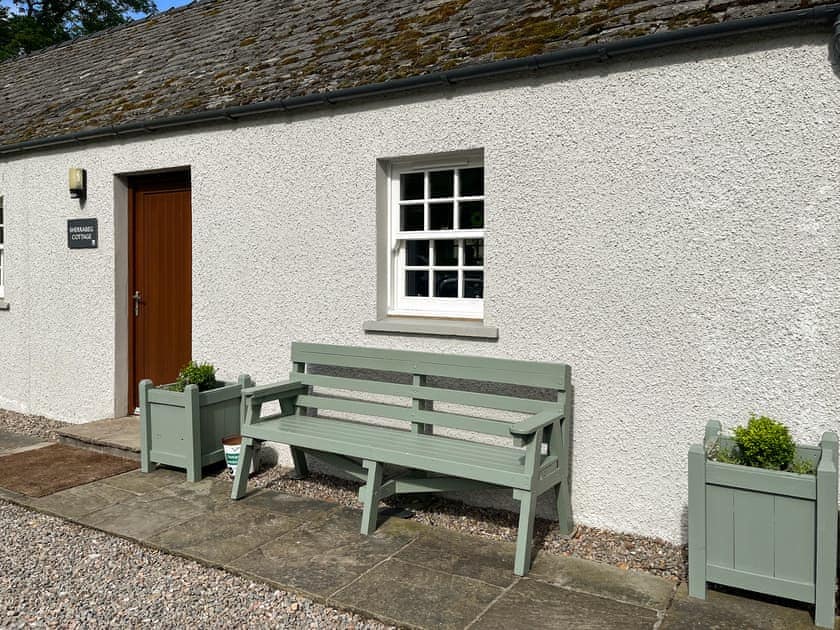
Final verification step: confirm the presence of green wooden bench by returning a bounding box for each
[231,342,573,575]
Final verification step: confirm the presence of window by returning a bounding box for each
[389,159,485,319]
[0,196,4,299]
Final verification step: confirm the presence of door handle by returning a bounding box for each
[132,291,142,317]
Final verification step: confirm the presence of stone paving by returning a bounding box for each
[0,433,836,629]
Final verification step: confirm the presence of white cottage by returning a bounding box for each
[0,0,838,543]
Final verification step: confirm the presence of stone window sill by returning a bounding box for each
[363,317,498,340]
[0,300,9,311]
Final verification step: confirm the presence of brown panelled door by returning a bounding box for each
[129,172,192,411]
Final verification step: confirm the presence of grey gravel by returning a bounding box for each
[0,500,391,629]
[0,409,69,441]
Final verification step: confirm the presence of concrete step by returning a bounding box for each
[55,416,140,461]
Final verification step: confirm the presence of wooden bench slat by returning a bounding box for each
[292,342,569,389]
[296,393,518,438]
[293,372,560,414]
[247,415,533,488]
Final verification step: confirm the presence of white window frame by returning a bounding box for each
[387,156,485,319]
[0,196,5,299]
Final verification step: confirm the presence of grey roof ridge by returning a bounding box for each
[0,0,208,69]
[2,2,839,156]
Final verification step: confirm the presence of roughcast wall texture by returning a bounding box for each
[1,32,838,542]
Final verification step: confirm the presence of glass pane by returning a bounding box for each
[434,240,457,266]
[405,240,429,266]
[434,271,458,298]
[459,200,484,229]
[463,271,484,298]
[401,204,424,231]
[464,239,484,266]
[400,172,424,200]
[0,227,4,244]
[429,170,454,198]
[459,167,484,196]
[429,202,453,230]
[405,270,429,297]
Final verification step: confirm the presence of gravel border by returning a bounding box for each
[0,409,687,581]
[0,500,391,629]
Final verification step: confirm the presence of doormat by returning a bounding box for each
[0,444,138,497]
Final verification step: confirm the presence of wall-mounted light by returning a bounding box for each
[69,168,86,199]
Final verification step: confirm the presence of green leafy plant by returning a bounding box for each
[708,415,815,475]
[168,361,221,392]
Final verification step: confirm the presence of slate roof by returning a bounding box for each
[0,0,837,149]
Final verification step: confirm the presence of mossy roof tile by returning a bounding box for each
[0,0,836,148]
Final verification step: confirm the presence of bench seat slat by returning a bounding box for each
[292,342,569,389]
[293,372,559,414]
[247,415,535,488]
[296,394,517,438]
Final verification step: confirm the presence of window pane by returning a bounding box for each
[429,202,453,230]
[401,204,424,231]
[429,170,454,198]
[464,239,484,266]
[459,200,484,229]
[0,227,3,243]
[459,167,484,196]
[400,173,424,200]
[405,240,429,266]
[434,240,457,266]
[463,271,484,298]
[434,271,458,297]
[405,270,429,297]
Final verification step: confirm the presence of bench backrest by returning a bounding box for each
[289,342,569,438]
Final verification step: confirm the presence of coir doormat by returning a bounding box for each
[0,444,137,497]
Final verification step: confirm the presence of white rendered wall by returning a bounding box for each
[1,32,838,542]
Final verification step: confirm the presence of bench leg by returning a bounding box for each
[554,480,573,535]
[290,447,309,479]
[513,489,537,576]
[360,460,383,535]
[230,437,255,500]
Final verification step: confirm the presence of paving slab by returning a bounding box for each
[55,416,140,453]
[147,503,302,565]
[78,497,196,540]
[382,516,517,588]
[661,583,838,630]
[528,550,675,611]
[26,482,138,519]
[229,507,416,601]
[240,488,340,522]
[332,557,503,629]
[476,577,659,630]
[100,468,184,495]
[0,431,50,455]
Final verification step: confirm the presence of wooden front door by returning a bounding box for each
[129,172,192,411]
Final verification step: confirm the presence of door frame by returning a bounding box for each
[123,169,192,413]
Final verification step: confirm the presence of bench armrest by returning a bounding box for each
[509,410,563,437]
[243,379,307,402]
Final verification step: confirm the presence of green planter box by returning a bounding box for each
[689,420,838,628]
[139,375,251,482]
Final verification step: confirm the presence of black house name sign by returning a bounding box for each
[67,218,98,249]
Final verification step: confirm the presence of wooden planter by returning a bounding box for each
[139,375,251,482]
[689,420,838,628]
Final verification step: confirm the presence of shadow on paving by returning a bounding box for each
[0,458,836,628]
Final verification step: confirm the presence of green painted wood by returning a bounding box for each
[305,450,367,481]
[141,376,246,482]
[706,565,815,604]
[230,436,254,500]
[291,342,570,389]
[139,379,153,473]
[553,384,573,534]
[772,495,815,585]
[295,393,516,437]
[243,379,308,401]
[245,415,533,488]
[690,421,839,619]
[360,460,383,535]
[290,447,309,478]
[393,476,500,494]
[513,488,537,576]
[815,432,839,629]
[705,484,734,570]
[705,460,816,500]
[688,444,709,600]
[293,372,560,414]
[509,410,562,437]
